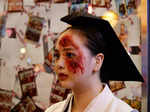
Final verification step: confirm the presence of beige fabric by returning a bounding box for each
[45,85,137,112]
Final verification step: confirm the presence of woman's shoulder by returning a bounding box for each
[45,100,66,112]
[45,93,73,112]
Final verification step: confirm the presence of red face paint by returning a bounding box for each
[58,36,85,74]
[66,56,84,74]
[59,36,78,49]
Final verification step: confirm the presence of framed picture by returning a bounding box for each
[25,16,44,44]
[18,68,37,97]
[0,15,7,38]
[7,0,23,12]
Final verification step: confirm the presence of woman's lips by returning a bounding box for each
[58,73,68,81]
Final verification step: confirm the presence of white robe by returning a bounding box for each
[45,85,138,112]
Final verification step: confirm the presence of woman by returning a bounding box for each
[45,12,143,112]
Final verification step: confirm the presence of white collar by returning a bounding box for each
[83,84,114,112]
[64,84,114,112]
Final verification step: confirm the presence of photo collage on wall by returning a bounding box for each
[0,89,13,112]
[7,0,23,12]
[0,0,144,111]
[25,16,45,44]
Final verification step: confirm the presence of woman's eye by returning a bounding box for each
[66,52,75,58]
[53,53,59,60]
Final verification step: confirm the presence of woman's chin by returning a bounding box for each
[59,80,72,89]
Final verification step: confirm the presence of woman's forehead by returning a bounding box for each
[56,29,86,49]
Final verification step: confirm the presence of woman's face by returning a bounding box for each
[53,29,95,88]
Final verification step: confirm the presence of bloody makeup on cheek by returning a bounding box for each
[59,36,85,74]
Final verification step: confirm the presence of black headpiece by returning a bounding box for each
[61,12,144,82]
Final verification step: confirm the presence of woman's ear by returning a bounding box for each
[93,53,104,73]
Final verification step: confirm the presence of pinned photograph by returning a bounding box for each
[22,82,37,97]
[70,0,90,4]
[69,3,88,15]
[121,96,142,112]
[0,89,13,103]
[0,15,7,38]
[129,46,141,55]
[7,28,16,39]
[54,0,68,3]
[11,96,37,112]
[126,0,137,15]
[92,0,105,7]
[92,0,112,8]
[25,16,44,44]
[18,68,35,84]
[115,0,127,17]
[109,81,126,92]
[118,23,128,51]
[49,80,71,105]
[34,0,50,3]
[18,68,37,97]
[7,0,23,12]
[0,89,13,112]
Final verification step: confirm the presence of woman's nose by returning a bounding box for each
[57,56,65,69]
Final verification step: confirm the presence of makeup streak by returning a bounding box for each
[59,36,85,74]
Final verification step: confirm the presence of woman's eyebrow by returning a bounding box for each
[63,48,74,51]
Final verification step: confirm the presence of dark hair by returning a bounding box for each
[62,26,107,82]
[64,26,106,56]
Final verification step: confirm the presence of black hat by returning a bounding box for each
[60,12,144,82]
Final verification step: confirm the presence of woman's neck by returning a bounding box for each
[71,79,103,112]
